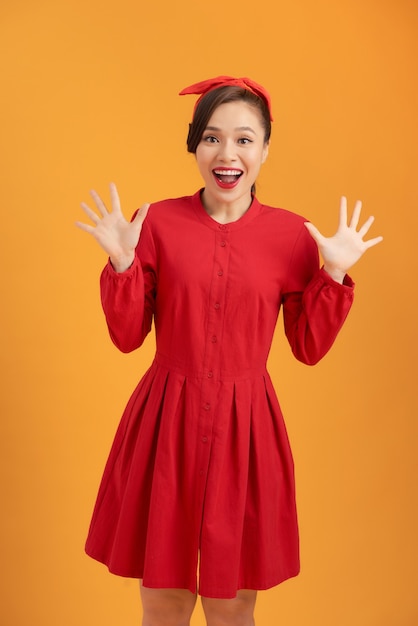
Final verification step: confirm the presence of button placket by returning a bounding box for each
[196,227,231,506]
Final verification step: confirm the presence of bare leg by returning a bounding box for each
[201,589,257,626]
[139,582,197,626]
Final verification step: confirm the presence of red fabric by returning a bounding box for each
[85,190,354,598]
[179,75,274,121]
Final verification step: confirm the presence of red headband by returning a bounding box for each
[179,75,273,121]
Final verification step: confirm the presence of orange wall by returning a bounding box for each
[1,0,417,624]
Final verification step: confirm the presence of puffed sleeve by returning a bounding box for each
[100,217,157,353]
[282,223,354,366]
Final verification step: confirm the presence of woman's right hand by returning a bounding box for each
[76,182,150,272]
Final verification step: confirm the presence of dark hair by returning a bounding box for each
[186,85,271,154]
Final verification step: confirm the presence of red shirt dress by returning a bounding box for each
[85,190,354,599]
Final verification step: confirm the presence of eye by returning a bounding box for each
[238,137,253,145]
[202,135,218,143]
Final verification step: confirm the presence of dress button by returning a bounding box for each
[199,469,204,476]
[217,269,223,276]
[211,335,217,343]
[207,371,213,378]
[220,240,226,247]
[219,225,227,231]
[204,403,211,410]
[214,302,220,310]
[202,436,208,443]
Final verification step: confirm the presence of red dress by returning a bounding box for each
[85,190,354,598]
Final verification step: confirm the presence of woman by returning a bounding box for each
[77,76,382,626]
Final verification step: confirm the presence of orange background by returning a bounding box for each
[1,0,417,624]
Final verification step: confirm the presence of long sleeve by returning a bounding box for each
[282,224,354,366]
[100,218,157,353]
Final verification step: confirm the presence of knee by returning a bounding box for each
[201,590,257,626]
[140,585,196,626]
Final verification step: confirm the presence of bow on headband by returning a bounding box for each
[179,75,273,121]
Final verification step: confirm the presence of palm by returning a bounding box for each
[304,197,383,280]
[77,183,149,261]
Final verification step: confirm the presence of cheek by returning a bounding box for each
[251,151,266,170]
[196,146,210,167]
[195,150,205,172]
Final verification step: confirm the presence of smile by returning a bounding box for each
[212,169,243,189]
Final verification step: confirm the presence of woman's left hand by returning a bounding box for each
[304,197,383,283]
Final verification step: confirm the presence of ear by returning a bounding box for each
[261,141,269,164]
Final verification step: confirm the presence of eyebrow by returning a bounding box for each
[204,125,257,135]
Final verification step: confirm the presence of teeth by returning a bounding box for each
[214,169,242,175]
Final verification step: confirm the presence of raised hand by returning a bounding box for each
[76,182,150,272]
[304,197,383,283]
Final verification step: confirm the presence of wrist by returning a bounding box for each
[109,253,135,273]
[323,265,346,284]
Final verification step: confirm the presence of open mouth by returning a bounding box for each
[213,169,243,187]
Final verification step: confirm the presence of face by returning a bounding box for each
[195,100,269,213]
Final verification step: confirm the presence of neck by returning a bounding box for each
[201,190,253,224]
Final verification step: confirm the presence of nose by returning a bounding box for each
[218,139,237,162]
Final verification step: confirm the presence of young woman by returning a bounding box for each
[77,76,382,626]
